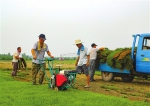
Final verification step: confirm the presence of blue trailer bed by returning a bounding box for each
[98,63,130,74]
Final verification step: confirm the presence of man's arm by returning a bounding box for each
[75,56,80,66]
[86,55,90,66]
[15,55,20,59]
[99,47,105,51]
[31,49,36,60]
[86,47,90,66]
[14,52,20,59]
[47,51,54,58]
[31,42,38,60]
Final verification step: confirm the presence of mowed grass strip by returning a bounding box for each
[0,70,149,106]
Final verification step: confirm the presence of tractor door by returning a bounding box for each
[136,36,150,74]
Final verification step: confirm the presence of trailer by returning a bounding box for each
[98,33,150,82]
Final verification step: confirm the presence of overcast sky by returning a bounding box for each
[0,0,150,57]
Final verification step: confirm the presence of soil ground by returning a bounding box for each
[13,69,150,102]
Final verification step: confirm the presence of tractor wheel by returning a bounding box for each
[101,72,115,82]
[143,75,148,80]
[121,76,134,82]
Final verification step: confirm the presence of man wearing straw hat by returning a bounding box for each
[74,39,90,88]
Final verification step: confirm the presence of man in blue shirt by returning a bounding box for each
[75,39,90,88]
[31,34,54,85]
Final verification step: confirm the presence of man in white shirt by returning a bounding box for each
[11,47,21,76]
[75,39,90,88]
[89,43,104,82]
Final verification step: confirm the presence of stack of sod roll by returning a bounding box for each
[96,47,134,71]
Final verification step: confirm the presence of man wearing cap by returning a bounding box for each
[74,39,90,88]
[89,43,104,82]
[31,34,54,85]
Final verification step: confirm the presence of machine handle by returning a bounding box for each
[46,57,54,61]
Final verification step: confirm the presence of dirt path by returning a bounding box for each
[15,70,150,102]
[75,74,150,102]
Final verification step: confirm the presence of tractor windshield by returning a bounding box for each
[142,37,150,50]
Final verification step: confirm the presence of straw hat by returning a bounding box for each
[74,39,83,44]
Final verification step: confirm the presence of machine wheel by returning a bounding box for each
[121,76,134,82]
[54,87,61,91]
[101,72,115,82]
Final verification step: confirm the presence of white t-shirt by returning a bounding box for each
[32,42,49,64]
[77,45,89,66]
[90,48,99,60]
[19,53,22,58]
[12,52,20,62]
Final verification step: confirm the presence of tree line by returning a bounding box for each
[0,53,76,60]
[0,53,32,60]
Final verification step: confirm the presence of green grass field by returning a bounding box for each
[0,70,149,106]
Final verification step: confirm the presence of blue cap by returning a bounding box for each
[38,34,46,40]
[91,43,97,47]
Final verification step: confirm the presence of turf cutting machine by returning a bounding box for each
[38,58,77,91]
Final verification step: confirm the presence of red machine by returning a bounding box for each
[55,74,67,87]
[39,58,77,91]
[50,70,77,91]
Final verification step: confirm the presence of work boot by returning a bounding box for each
[84,85,90,88]
[39,81,42,85]
[90,79,96,82]
[32,82,36,85]
[78,72,81,75]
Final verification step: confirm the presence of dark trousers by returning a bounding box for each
[76,64,89,76]
[32,63,46,84]
[89,59,96,80]
[12,62,18,76]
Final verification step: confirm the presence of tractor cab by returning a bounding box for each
[132,33,150,74]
